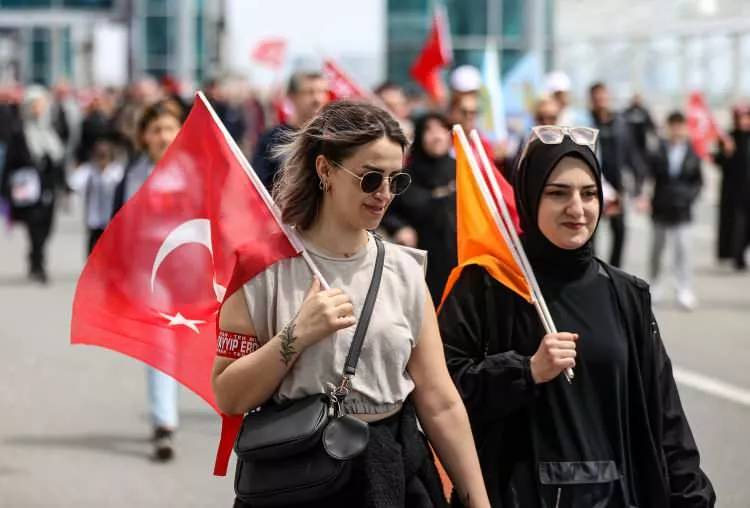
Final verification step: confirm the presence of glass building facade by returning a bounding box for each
[0,0,219,86]
[387,0,554,87]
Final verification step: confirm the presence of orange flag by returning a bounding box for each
[440,128,532,308]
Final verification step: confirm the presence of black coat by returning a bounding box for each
[439,264,715,507]
[649,141,703,224]
[383,154,457,304]
[713,131,750,259]
[0,128,67,221]
[252,124,295,192]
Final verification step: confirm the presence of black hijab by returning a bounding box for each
[513,136,604,278]
[408,113,454,188]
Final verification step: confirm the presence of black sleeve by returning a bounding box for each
[251,130,277,192]
[650,314,716,507]
[622,122,648,195]
[439,265,537,427]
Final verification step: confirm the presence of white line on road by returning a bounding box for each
[674,366,750,407]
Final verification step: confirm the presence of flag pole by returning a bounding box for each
[196,91,330,290]
[463,127,574,382]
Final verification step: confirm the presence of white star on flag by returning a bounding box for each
[159,312,206,334]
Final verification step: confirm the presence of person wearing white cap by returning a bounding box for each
[545,71,577,126]
[450,65,482,94]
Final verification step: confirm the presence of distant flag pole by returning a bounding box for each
[468,128,573,382]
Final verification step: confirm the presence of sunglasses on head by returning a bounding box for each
[330,160,412,195]
[518,125,599,165]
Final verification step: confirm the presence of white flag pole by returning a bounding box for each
[466,128,574,382]
[197,91,330,290]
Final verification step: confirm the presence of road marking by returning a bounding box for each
[673,366,750,407]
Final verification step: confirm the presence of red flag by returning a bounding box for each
[323,58,370,101]
[410,6,452,102]
[251,38,287,69]
[70,93,303,473]
[686,91,720,159]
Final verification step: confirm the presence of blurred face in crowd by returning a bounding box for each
[535,98,560,126]
[142,113,181,162]
[667,120,689,144]
[321,137,405,232]
[591,86,610,112]
[538,156,600,250]
[29,96,49,120]
[421,118,451,158]
[553,90,570,109]
[379,87,410,121]
[450,93,480,134]
[291,77,329,126]
[738,112,750,131]
[91,140,115,170]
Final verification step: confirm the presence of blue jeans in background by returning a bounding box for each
[147,366,179,429]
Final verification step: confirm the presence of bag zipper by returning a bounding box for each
[554,487,562,508]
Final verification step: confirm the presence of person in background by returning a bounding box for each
[111,99,185,461]
[0,84,21,183]
[113,76,162,156]
[713,104,750,270]
[589,81,645,268]
[76,93,116,166]
[50,79,81,169]
[374,80,414,140]
[252,70,329,192]
[0,85,68,284]
[383,112,457,303]
[545,71,578,126]
[646,111,703,310]
[69,136,124,255]
[624,93,656,163]
[204,77,246,144]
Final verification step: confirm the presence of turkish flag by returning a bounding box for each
[323,58,370,101]
[687,91,720,159]
[410,6,452,102]
[70,92,303,473]
[251,38,287,69]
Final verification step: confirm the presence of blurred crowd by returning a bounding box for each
[1,67,748,310]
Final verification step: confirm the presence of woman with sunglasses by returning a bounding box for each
[213,101,490,508]
[439,128,715,507]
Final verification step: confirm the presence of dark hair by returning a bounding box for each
[667,111,686,125]
[287,71,325,95]
[136,99,184,150]
[411,112,451,160]
[374,80,403,97]
[589,82,607,96]
[273,100,408,229]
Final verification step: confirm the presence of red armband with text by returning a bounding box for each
[217,330,259,359]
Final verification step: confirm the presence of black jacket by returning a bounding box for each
[592,111,647,195]
[0,128,67,220]
[649,141,703,224]
[439,264,715,507]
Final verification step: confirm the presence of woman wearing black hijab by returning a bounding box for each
[384,112,457,303]
[439,131,715,507]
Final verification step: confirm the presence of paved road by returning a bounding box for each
[1,177,748,506]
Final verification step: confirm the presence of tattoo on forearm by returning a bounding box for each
[279,321,298,366]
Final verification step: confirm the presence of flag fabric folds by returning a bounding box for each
[70,93,303,473]
[410,6,452,102]
[323,58,370,101]
[686,91,720,160]
[440,127,531,307]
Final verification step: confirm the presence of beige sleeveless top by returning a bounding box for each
[242,233,428,415]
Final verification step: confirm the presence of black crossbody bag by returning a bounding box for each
[233,236,385,506]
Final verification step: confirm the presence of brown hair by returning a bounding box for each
[136,99,184,150]
[272,100,408,230]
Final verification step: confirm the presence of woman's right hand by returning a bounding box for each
[293,277,356,348]
[530,332,578,384]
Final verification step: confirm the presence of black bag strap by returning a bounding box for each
[342,234,385,378]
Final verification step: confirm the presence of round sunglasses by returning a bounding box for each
[330,160,412,195]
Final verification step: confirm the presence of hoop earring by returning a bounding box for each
[319,179,330,192]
